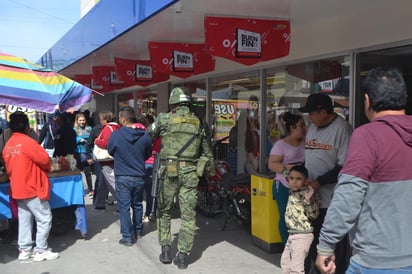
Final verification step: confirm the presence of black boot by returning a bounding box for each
[173,252,188,269]
[159,245,172,264]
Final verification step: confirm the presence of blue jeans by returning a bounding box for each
[347,259,412,273]
[115,175,144,242]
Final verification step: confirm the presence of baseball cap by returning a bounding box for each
[298,93,333,113]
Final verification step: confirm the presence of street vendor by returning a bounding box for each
[2,111,59,261]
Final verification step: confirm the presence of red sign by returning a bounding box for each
[148,42,215,78]
[92,66,124,92]
[114,58,169,87]
[74,74,92,88]
[205,16,290,66]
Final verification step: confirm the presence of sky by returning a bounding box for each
[0,0,80,63]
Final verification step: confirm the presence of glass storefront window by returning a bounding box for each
[210,71,261,174]
[180,79,207,121]
[356,45,412,127]
[262,56,350,173]
[137,89,157,116]
[266,56,350,135]
[160,56,352,176]
[118,92,135,110]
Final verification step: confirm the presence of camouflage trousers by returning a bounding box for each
[157,167,198,254]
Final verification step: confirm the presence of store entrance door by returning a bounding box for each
[355,45,412,127]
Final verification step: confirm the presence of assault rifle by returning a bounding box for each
[150,152,164,215]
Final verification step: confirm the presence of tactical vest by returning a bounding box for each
[160,112,201,159]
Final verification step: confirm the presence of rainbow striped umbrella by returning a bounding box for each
[0,52,93,113]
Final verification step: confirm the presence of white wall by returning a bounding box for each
[287,0,412,62]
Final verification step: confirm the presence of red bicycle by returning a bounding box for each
[196,160,251,231]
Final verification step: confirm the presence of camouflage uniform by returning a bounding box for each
[281,188,320,272]
[284,188,320,233]
[148,94,213,256]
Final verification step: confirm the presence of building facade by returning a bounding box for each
[40,0,412,173]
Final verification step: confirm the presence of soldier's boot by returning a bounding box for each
[173,252,188,270]
[159,245,172,264]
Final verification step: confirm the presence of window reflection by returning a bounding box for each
[210,71,261,174]
[141,56,351,176]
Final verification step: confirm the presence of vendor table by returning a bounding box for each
[0,171,87,236]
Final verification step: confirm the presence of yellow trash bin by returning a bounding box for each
[251,173,283,253]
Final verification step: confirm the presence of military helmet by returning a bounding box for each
[169,87,192,105]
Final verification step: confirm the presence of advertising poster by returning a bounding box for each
[92,66,124,92]
[5,105,37,133]
[73,74,92,88]
[205,16,290,66]
[212,99,255,142]
[148,42,215,78]
[114,58,169,86]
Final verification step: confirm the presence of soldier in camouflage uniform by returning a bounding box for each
[148,87,214,269]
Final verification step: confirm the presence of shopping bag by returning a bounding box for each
[93,145,113,162]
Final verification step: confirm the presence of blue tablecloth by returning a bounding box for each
[0,174,87,235]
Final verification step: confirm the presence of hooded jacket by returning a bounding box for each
[107,124,152,177]
[318,115,412,268]
[2,132,51,200]
[94,122,121,166]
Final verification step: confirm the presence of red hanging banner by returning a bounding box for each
[148,42,215,78]
[114,57,169,87]
[92,66,124,92]
[204,16,290,66]
[74,74,92,88]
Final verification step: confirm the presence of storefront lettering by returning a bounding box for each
[7,105,34,113]
[222,39,236,48]
[214,103,235,115]
[138,67,151,76]
[176,54,191,65]
[162,58,173,65]
[241,34,258,48]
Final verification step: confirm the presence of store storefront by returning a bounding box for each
[166,55,351,174]
[40,0,412,174]
[115,43,412,175]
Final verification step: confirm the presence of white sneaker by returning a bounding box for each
[32,249,59,262]
[18,249,32,261]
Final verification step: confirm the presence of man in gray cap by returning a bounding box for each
[298,93,352,274]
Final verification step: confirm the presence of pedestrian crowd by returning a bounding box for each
[0,86,214,270]
[1,66,412,272]
[268,66,412,274]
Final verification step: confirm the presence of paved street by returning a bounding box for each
[0,195,283,274]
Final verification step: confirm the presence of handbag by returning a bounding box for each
[93,145,113,161]
[93,125,113,162]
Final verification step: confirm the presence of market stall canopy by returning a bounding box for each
[0,52,93,113]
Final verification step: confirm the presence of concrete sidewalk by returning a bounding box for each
[0,197,283,274]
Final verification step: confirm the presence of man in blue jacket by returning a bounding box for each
[108,106,152,246]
